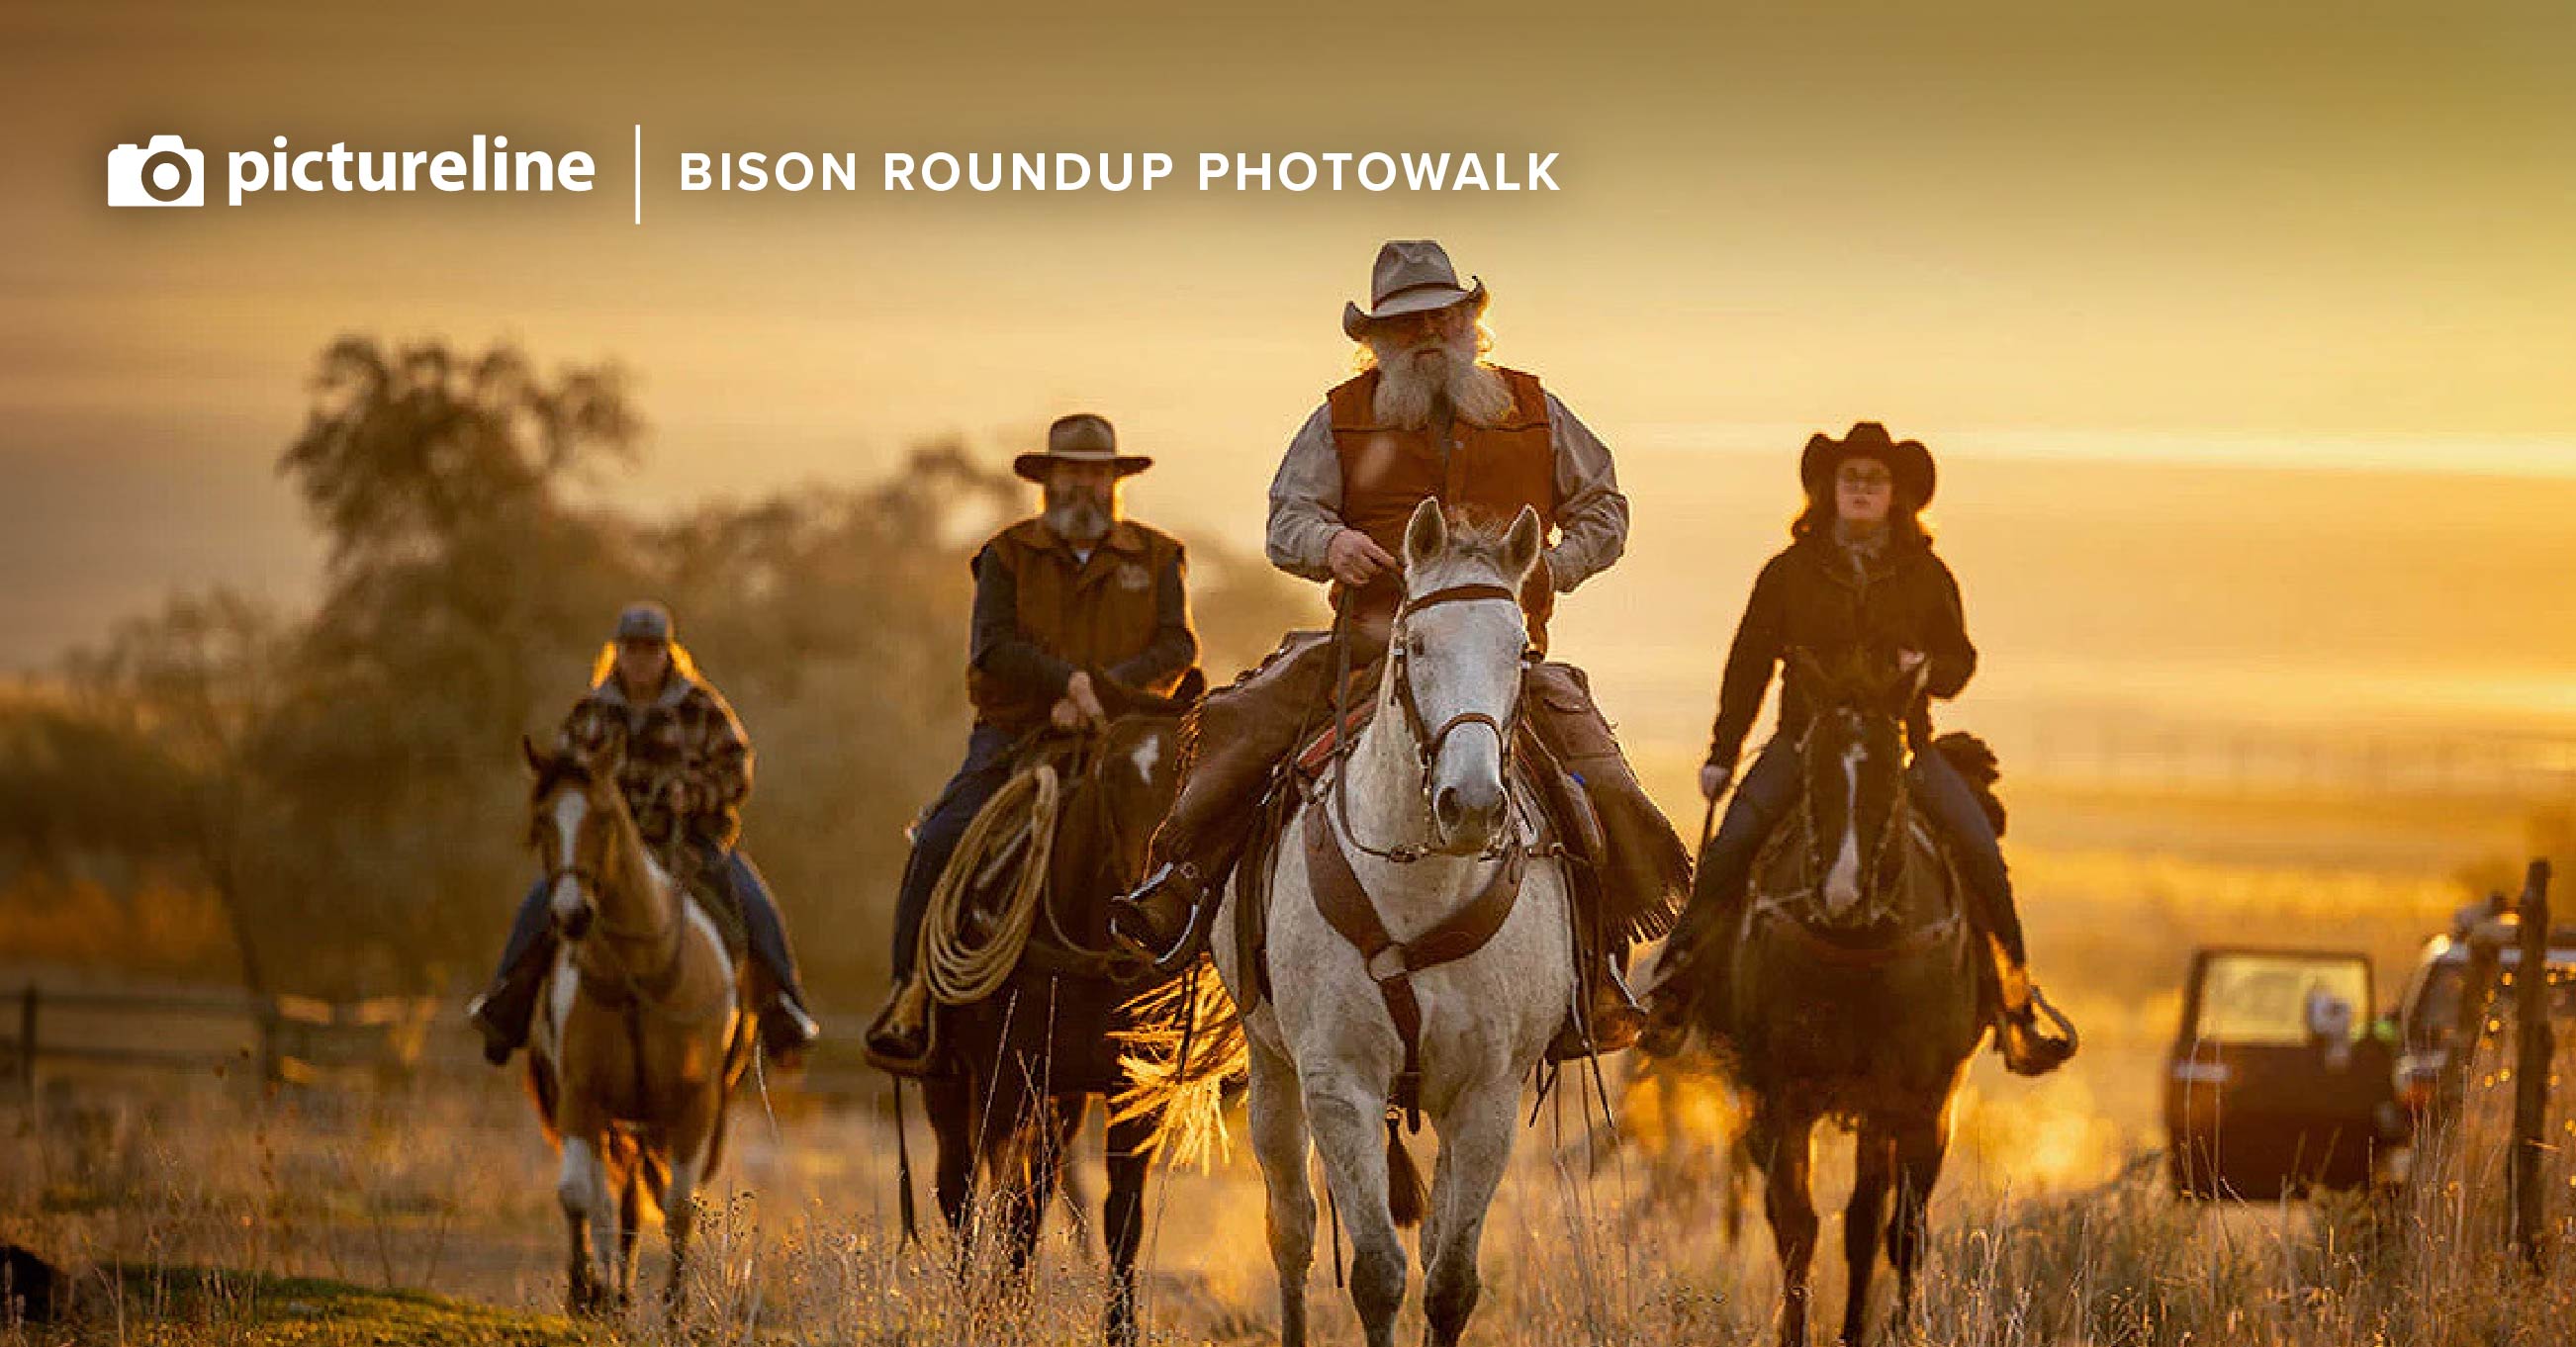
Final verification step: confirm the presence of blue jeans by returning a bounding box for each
[1679,735,2022,958]
[890,723,1021,980]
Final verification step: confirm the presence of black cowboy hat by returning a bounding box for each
[1799,421,1936,506]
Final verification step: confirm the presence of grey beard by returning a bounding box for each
[1045,492,1113,544]
[1370,346,1513,430]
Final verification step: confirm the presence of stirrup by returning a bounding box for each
[1998,985,2079,1076]
[1109,863,1213,975]
[1126,893,1215,978]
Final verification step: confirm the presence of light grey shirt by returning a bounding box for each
[1263,389,1631,592]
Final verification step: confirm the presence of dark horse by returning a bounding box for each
[1702,651,1994,1347]
[917,680,1196,1346]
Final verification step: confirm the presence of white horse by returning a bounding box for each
[1212,499,1575,1347]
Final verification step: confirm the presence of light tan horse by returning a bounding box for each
[521,733,750,1314]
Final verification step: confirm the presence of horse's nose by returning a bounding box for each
[1433,777,1504,848]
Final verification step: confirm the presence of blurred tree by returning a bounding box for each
[0,336,1315,1004]
[3,590,289,992]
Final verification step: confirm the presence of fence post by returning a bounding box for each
[16,985,34,1096]
[2510,857,2554,1270]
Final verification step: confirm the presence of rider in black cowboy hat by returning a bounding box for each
[1644,422,2073,1075]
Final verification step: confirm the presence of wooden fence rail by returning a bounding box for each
[2,983,442,1091]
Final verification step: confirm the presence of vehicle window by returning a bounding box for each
[2410,965,2461,1048]
[2193,953,2371,1046]
[2410,961,2576,1050]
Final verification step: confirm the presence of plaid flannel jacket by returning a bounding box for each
[555,674,754,850]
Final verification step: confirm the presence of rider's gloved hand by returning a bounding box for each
[1700,761,1732,801]
[1326,528,1399,587]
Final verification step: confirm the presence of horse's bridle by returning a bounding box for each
[1790,708,1916,913]
[1334,581,1538,864]
[1389,583,1538,772]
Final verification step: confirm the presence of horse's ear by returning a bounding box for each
[1501,505,1544,584]
[520,734,546,775]
[1402,498,1447,572]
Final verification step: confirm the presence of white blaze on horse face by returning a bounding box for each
[549,790,589,921]
[1129,732,1161,787]
[1823,739,1865,914]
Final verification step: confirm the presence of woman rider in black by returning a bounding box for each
[1644,422,2072,1075]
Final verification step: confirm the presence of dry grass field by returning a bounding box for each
[4,781,2571,1345]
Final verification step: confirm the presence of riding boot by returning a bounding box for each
[1110,630,1379,960]
[466,877,558,1066]
[1545,945,1647,1062]
[863,978,936,1076]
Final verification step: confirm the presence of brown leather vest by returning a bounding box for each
[1326,366,1559,647]
[965,518,1187,728]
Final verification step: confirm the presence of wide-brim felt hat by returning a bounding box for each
[1013,412,1152,482]
[1799,421,1936,505]
[1341,238,1488,340]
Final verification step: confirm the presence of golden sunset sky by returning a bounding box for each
[5,1,2573,759]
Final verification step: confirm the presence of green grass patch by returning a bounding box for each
[53,1265,608,1346]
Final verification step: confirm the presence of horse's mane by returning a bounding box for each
[1408,510,1534,592]
[527,752,596,806]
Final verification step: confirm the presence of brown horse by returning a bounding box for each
[521,733,750,1315]
[918,689,1194,1346]
[1705,652,1990,1347]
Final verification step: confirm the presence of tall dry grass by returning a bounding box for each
[3,1040,2571,1346]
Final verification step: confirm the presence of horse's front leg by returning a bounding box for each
[1840,1128,1896,1346]
[1886,1111,1952,1331]
[1303,1065,1407,1347]
[662,1119,715,1318]
[1421,1075,1519,1347]
[555,1129,619,1313]
[924,1074,978,1246]
[1757,1108,1821,1347]
[1246,1036,1318,1347]
[1102,1104,1155,1347]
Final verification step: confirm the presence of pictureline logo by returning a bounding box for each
[107,134,599,208]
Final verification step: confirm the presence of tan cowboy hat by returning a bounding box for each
[1800,421,1937,506]
[1341,239,1489,340]
[1012,413,1152,483]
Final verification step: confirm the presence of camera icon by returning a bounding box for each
[107,135,205,208]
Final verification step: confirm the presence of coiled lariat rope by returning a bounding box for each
[918,762,1061,1007]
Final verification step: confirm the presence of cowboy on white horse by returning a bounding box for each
[1110,238,1691,1059]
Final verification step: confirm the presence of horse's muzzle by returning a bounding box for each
[1431,779,1506,854]
[556,902,595,942]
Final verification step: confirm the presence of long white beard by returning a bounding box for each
[1369,340,1513,430]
